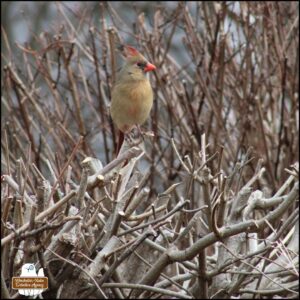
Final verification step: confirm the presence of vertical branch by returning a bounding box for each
[275,57,287,179]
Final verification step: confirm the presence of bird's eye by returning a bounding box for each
[136,61,145,68]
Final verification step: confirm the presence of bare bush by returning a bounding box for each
[1,2,299,299]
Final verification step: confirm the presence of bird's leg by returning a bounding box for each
[123,126,143,147]
[123,130,140,150]
[124,131,135,143]
[123,126,149,149]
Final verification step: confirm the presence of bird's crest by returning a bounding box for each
[123,45,140,57]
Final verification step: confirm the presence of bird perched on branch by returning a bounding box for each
[110,45,156,154]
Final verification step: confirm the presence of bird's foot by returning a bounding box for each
[124,127,155,148]
[124,131,142,147]
[135,125,155,139]
[142,130,155,138]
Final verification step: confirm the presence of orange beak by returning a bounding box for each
[144,62,156,72]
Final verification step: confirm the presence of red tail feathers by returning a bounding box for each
[116,131,124,155]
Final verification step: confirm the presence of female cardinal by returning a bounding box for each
[110,45,156,154]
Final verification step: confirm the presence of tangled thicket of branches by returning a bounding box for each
[1,2,299,299]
